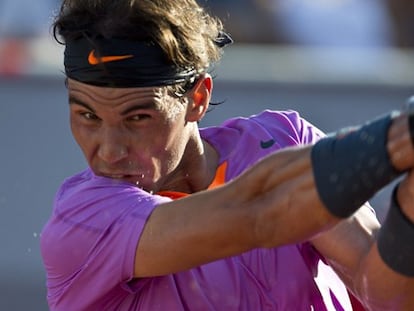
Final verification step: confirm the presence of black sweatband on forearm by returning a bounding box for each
[378,184,414,277]
[311,112,402,218]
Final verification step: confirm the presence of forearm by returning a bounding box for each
[241,146,341,247]
[355,179,414,310]
[310,103,414,219]
[304,108,414,309]
[355,247,414,311]
[253,107,414,246]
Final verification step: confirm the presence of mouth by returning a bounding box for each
[105,174,129,179]
[99,172,142,183]
[95,167,154,189]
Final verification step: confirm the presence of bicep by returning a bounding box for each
[133,186,257,278]
[310,203,380,291]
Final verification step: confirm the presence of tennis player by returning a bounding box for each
[41,0,414,310]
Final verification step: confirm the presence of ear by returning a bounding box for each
[185,73,213,122]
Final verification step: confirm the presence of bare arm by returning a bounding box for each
[311,173,414,311]
[135,109,414,311]
[135,145,339,277]
[312,113,414,310]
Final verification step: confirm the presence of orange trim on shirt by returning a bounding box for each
[207,161,227,190]
[155,190,188,200]
[157,161,228,200]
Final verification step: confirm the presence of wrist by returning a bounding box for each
[396,175,414,223]
[311,112,401,218]
[377,183,414,277]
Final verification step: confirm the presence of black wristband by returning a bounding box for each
[407,96,414,148]
[311,112,402,218]
[378,184,414,277]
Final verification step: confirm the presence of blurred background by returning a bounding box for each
[1,0,413,309]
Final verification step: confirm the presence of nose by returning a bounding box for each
[97,127,129,164]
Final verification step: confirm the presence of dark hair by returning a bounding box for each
[54,0,225,75]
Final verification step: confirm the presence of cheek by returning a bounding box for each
[70,120,84,148]
[163,136,188,170]
[70,119,96,158]
[146,126,188,168]
[163,121,188,153]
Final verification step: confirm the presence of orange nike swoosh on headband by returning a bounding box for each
[88,50,134,65]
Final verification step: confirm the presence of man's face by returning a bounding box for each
[67,78,193,192]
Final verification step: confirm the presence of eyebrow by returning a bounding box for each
[69,95,95,112]
[68,95,157,115]
[120,103,156,115]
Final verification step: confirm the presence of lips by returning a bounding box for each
[105,173,136,178]
[95,166,150,186]
[99,172,142,182]
[105,174,128,179]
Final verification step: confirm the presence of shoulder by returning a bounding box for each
[43,167,171,241]
[249,110,325,145]
[40,169,172,306]
[41,170,173,252]
[204,110,324,146]
[201,110,325,179]
[42,168,171,268]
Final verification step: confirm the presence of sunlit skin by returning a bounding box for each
[65,77,414,309]
[67,76,219,194]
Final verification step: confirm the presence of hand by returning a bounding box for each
[387,109,414,171]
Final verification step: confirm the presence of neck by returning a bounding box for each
[160,134,219,194]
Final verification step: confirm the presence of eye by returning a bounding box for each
[80,111,100,121]
[128,114,151,121]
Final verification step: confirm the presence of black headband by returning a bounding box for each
[64,32,232,88]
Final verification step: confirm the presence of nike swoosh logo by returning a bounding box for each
[260,139,276,149]
[88,50,134,65]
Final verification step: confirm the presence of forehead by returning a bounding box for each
[67,78,167,105]
[67,79,182,115]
